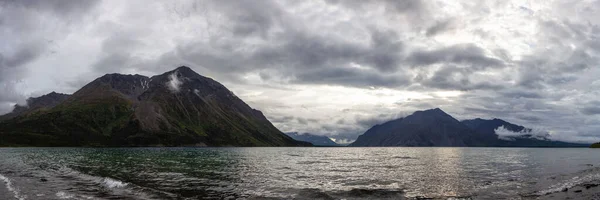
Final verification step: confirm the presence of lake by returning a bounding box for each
[0,147,598,199]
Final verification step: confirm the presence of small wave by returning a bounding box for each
[296,161,330,165]
[392,156,416,159]
[0,173,26,200]
[56,191,75,199]
[535,170,600,195]
[102,177,128,188]
[55,191,96,200]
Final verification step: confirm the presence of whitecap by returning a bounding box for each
[0,173,26,200]
[102,177,128,188]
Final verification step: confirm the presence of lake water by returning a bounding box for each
[0,147,599,199]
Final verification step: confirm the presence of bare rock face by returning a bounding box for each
[0,66,310,147]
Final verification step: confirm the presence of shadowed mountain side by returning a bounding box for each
[350,108,588,147]
[350,108,491,147]
[0,66,310,147]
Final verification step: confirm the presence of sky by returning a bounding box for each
[1,0,600,144]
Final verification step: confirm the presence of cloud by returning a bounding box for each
[426,19,455,37]
[407,44,505,68]
[167,72,183,93]
[581,101,600,115]
[495,126,550,141]
[2,0,600,144]
[330,138,355,145]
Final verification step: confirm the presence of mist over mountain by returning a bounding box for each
[351,108,588,147]
[0,66,310,147]
[285,132,341,146]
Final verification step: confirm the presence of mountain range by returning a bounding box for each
[0,68,589,147]
[350,108,587,147]
[285,132,341,146]
[0,66,310,147]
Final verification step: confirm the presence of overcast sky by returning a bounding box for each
[1,0,600,143]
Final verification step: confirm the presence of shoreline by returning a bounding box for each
[527,180,600,199]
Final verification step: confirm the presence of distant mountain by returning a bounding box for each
[462,118,530,136]
[0,66,310,147]
[462,118,587,147]
[0,92,70,121]
[286,132,340,146]
[350,108,490,147]
[350,108,587,147]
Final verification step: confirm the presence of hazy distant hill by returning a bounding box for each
[0,92,70,121]
[285,132,340,146]
[0,66,310,147]
[351,108,587,147]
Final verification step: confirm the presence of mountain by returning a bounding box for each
[350,108,587,147]
[0,66,310,147]
[462,118,530,137]
[285,132,340,146]
[462,118,587,147]
[0,92,70,121]
[350,108,490,147]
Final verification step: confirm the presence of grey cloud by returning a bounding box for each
[325,0,429,23]
[354,113,398,129]
[426,19,454,37]
[407,44,505,68]
[0,0,100,114]
[269,115,295,123]
[0,43,45,109]
[517,115,542,123]
[581,101,600,115]
[500,89,543,99]
[293,67,409,88]
[1,0,99,17]
[418,65,505,91]
[0,44,43,69]
[91,34,145,74]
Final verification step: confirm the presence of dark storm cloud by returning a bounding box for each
[407,44,504,68]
